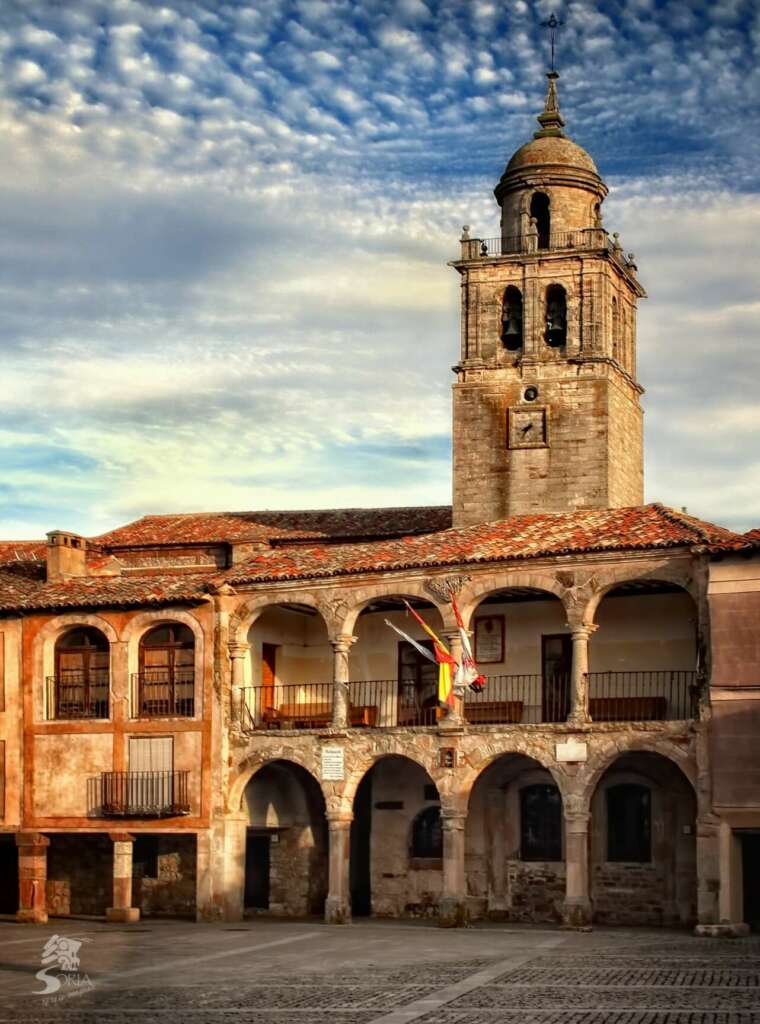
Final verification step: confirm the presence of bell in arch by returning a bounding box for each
[501,286,523,352]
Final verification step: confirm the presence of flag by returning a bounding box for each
[383,620,437,664]
[450,587,486,695]
[402,601,456,708]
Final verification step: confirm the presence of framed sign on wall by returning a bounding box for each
[474,615,505,664]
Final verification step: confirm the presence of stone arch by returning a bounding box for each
[458,742,566,805]
[121,608,205,719]
[230,591,327,645]
[228,749,325,814]
[33,612,119,721]
[343,748,440,808]
[582,568,696,625]
[580,739,697,815]
[457,572,569,628]
[342,582,450,637]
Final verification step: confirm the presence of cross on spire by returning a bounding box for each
[541,12,564,72]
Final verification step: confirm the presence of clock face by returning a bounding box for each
[508,406,548,449]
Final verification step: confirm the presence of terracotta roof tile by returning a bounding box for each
[0,541,46,565]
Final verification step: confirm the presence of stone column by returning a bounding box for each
[439,811,468,927]
[442,629,464,726]
[562,811,592,929]
[568,625,595,725]
[695,815,720,929]
[16,832,49,924]
[331,636,355,731]
[228,641,250,725]
[325,813,352,924]
[106,832,140,923]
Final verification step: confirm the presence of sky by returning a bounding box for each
[0,0,759,539]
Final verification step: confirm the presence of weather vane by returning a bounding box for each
[541,12,564,72]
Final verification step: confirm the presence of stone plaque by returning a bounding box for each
[556,739,588,763]
[321,746,345,781]
[508,406,549,449]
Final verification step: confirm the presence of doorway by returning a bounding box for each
[350,771,373,916]
[742,833,760,932]
[542,634,571,722]
[0,836,18,914]
[245,832,271,910]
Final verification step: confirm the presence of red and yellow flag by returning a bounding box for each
[403,601,456,708]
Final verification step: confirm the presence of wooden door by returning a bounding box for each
[542,634,571,722]
[261,644,277,712]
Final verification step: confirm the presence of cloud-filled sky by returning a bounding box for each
[1,0,759,538]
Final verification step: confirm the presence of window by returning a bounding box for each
[545,284,567,347]
[520,784,562,861]
[397,640,437,725]
[530,192,550,249]
[53,627,109,719]
[411,806,442,858]
[607,784,651,862]
[138,623,195,717]
[133,836,159,878]
[502,286,523,351]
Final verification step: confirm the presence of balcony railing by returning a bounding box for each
[239,670,696,730]
[587,670,698,722]
[48,671,109,719]
[99,771,190,817]
[134,668,195,718]
[465,229,634,268]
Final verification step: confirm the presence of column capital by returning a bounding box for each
[330,634,357,653]
[326,812,353,829]
[108,832,136,844]
[564,811,591,832]
[440,810,467,831]
[15,832,49,849]
[571,623,598,639]
[228,640,251,658]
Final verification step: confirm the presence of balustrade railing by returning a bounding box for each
[100,771,190,817]
[240,683,334,730]
[464,674,568,724]
[466,228,623,260]
[48,670,110,719]
[586,670,697,722]
[134,668,195,718]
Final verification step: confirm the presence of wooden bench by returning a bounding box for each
[263,702,378,729]
[464,700,524,724]
[590,696,667,722]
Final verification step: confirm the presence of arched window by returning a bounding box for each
[612,296,619,360]
[530,192,550,249]
[502,286,523,351]
[410,806,442,859]
[520,783,562,861]
[54,627,109,719]
[545,285,567,348]
[139,623,195,718]
[607,784,651,862]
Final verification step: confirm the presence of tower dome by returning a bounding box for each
[494,72,607,242]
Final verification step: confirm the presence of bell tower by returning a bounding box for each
[450,73,646,527]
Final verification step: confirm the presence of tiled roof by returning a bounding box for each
[744,528,760,544]
[221,503,745,585]
[95,506,453,547]
[0,541,46,565]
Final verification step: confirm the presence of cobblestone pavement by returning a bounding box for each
[0,919,759,1024]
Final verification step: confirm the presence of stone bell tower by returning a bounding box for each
[450,72,646,528]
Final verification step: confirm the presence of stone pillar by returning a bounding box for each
[228,641,250,725]
[695,815,720,928]
[568,625,596,725]
[441,629,464,726]
[562,811,592,929]
[331,636,355,731]
[325,813,352,924]
[16,832,49,924]
[439,811,468,927]
[106,832,140,923]
[486,786,508,916]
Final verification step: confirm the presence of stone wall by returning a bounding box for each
[592,862,666,926]
[47,834,112,916]
[268,825,326,916]
[507,861,565,923]
[133,835,196,918]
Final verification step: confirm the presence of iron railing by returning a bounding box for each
[463,674,570,724]
[468,229,636,264]
[241,683,334,730]
[100,771,190,817]
[134,668,195,718]
[586,670,698,722]
[48,671,109,719]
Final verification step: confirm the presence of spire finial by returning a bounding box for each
[540,12,564,73]
[534,71,566,138]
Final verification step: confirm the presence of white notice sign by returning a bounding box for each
[321,746,345,781]
[556,740,588,763]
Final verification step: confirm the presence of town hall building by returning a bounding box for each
[1,72,759,935]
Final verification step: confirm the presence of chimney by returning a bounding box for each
[46,531,87,580]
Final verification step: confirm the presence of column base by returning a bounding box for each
[566,711,590,726]
[106,907,140,923]
[438,897,469,928]
[561,900,593,930]
[324,897,351,924]
[16,908,48,924]
[695,922,750,938]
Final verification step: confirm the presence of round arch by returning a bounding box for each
[230,591,328,645]
[582,740,697,812]
[583,571,696,625]
[343,750,440,809]
[122,608,205,719]
[33,612,119,722]
[228,749,325,814]
[459,744,566,804]
[457,573,569,628]
[342,583,450,637]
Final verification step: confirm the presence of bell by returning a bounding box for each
[503,317,520,338]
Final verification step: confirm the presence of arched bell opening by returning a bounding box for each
[530,192,551,249]
[501,286,523,352]
[349,596,445,728]
[350,754,441,919]
[243,760,328,917]
[590,751,696,927]
[545,284,567,348]
[465,753,563,923]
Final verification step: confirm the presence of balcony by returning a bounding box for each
[461,229,635,269]
[240,670,696,730]
[99,770,190,817]
[48,671,110,719]
[133,668,195,718]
